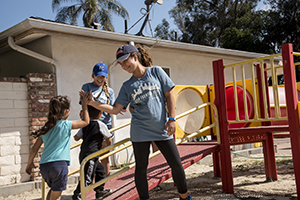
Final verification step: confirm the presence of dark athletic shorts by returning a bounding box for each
[40,160,68,191]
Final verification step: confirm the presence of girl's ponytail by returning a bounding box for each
[31,96,70,138]
[102,80,110,104]
[136,45,153,67]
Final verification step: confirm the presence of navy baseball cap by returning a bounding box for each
[116,44,138,61]
[93,62,108,77]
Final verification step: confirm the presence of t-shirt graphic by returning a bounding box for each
[131,82,160,104]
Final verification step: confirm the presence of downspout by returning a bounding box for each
[7,36,61,94]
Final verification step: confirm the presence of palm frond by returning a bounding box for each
[52,0,73,12]
[55,5,83,25]
[52,0,129,31]
[97,0,129,19]
[96,8,114,31]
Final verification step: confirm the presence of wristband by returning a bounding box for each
[169,117,176,121]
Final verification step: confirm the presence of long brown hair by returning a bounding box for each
[102,80,110,104]
[92,72,110,104]
[31,95,70,138]
[131,45,153,67]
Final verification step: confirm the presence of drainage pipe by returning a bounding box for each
[7,36,61,94]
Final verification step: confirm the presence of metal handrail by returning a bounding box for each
[79,102,220,200]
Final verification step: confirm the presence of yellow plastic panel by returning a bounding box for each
[173,85,210,139]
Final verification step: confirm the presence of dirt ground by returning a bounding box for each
[149,155,297,200]
[0,153,297,200]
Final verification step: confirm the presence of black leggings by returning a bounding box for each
[132,139,187,200]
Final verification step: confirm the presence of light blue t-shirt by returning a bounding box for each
[40,120,73,165]
[116,66,175,142]
[81,83,115,127]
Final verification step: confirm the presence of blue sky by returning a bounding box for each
[0,0,177,36]
[0,1,267,36]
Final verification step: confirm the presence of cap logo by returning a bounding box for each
[116,50,123,56]
[99,65,105,71]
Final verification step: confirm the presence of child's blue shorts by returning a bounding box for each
[40,160,68,191]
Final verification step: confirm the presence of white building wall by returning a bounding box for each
[0,82,29,186]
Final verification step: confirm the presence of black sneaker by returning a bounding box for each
[151,185,162,191]
[180,194,192,200]
[95,189,111,199]
[72,193,81,200]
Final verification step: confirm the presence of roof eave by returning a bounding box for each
[0,18,270,59]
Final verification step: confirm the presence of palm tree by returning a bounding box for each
[52,0,129,31]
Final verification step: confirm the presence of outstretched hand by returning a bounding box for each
[79,90,93,105]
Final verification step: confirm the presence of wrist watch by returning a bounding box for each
[169,117,176,121]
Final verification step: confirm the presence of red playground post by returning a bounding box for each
[212,59,234,193]
[281,43,300,198]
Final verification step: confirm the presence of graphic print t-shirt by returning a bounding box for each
[81,83,115,126]
[116,66,175,142]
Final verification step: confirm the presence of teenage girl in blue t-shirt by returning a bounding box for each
[81,62,115,177]
[26,94,90,200]
[85,44,192,200]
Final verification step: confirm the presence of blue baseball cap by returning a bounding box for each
[93,62,108,77]
[116,44,139,61]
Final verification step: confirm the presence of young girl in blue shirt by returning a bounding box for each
[26,94,90,200]
[85,44,192,200]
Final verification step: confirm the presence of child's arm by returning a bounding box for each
[105,137,112,147]
[99,121,112,147]
[129,106,134,114]
[82,90,124,115]
[74,129,83,141]
[72,91,90,129]
[25,137,43,175]
[74,135,81,141]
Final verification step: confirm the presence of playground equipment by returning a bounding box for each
[173,85,211,138]
[212,43,300,197]
[39,43,300,199]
